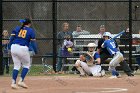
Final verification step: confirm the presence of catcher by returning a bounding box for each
[75,43,105,77]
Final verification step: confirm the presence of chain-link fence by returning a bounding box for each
[1,0,140,75]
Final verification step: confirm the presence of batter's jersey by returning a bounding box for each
[11,26,36,47]
[103,39,119,55]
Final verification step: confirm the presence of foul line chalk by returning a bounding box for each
[75,88,128,93]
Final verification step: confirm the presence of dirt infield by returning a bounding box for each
[0,75,140,93]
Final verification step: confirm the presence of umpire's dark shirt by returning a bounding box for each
[97,38,110,55]
[120,32,129,45]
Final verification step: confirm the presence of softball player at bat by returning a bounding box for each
[9,18,38,89]
[101,32,124,78]
[75,43,105,77]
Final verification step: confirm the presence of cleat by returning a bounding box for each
[109,76,117,79]
[11,84,19,89]
[80,74,86,77]
[127,73,134,77]
[117,74,121,78]
[18,81,28,89]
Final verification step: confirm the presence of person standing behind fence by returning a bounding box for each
[98,25,106,37]
[2,30,10,74]
[61,35,73,72]
[133,30,140,71]
[9,18,38,89]
[95,25,106,45]
[72,25,90,51]
[57,22,73,73]
[72,25,90,38]
[120,28,129,46]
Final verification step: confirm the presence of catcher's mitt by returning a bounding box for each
[83,52,94,66]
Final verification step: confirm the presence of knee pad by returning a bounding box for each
[75,60,81,67]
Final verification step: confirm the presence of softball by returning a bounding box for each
[68,48,72,52]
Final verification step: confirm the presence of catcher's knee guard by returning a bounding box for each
[75,60,81,67]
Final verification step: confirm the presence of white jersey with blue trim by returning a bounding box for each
[103,39,119,55]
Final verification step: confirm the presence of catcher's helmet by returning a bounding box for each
[87,43,96,47]
[103,32,112,38]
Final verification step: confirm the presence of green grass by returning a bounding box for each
[3,64,77,76]
[3,64,45,76]
[2,64,140,77]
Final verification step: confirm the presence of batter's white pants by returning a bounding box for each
[11,44,31,70]
[75,60,102,76]
[108,51,124,71]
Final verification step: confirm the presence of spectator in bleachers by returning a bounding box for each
[120,28,129,46]
[72,25,90,51]
[2,30,10,74]
[95,25,106,45]
[133,30,140,70]
[72,25,90,37]
[98,25,106,37]
[56,22,73,73]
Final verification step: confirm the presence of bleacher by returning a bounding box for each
[68,34,139,67]
[42,34,140,72]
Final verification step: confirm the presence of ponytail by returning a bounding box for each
[19,18,31,31]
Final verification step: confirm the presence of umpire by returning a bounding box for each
[97,34,134,76]
[2,30,10,74]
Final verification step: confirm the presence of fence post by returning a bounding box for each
[129,0,133,69]
[0,0,3,75]
[52,0,57,72]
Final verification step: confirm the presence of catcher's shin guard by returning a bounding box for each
[76,67,85,76]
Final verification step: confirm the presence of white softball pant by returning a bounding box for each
[108,51,124,71]
[11,44,31,70]
[75,60,102,76]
